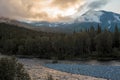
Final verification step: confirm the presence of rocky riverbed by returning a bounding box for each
[19,58,107,80]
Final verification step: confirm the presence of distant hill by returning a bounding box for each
[0,17,38,31]
[0,22,62,41]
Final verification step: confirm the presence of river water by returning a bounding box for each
[44,60,120,80]
[18,58,120,80]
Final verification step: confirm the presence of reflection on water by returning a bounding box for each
[59,60,120,66]
[80,60,120,66]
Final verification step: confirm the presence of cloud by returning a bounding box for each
[87,0,109,10]
[0,0,30,19]
[0,0,109,22]
[51,0,83,10]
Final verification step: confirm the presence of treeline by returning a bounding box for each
[0,23,120,60]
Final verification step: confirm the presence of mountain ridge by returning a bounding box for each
[23,10,120,32]
[0,10,120,33]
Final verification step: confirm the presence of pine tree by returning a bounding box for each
[113,25,120,48]
[89,26,96,52]
[97,24,101,34]
[95,31,112,56]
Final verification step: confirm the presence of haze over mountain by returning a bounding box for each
[0,0,120,33]
[21,10,120,33]
[0,0,120,22]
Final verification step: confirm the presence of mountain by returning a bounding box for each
[23,10,120,33]
[76,10,120,31]
[0,17,35,30]
[1,10,120,33]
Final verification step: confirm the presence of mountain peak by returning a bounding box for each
[77,10,104,23]
[76,10,120,24]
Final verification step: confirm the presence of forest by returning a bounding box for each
[0,23,120,61]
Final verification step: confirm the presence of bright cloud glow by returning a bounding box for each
[0,0,118,22]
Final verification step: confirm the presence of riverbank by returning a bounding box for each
[19,58,107,80]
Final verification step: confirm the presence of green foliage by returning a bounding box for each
[0,57,31,80]
[0,23,120,60]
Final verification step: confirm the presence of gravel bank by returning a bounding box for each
[19,58,106,80]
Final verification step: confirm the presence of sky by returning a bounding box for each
[0,0,120,22]
[102,0,120,13]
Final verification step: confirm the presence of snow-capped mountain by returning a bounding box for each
[76,10,120,30]
[77,10,120,23]
[77,10,104,23]
[22,10,120,32]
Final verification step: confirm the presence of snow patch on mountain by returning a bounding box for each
[114,15,120,21]
[77,10,103,23]
[108,20,111,29]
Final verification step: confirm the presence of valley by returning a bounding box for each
[0,1,120,80]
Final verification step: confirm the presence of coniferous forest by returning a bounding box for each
[0,23,120,61]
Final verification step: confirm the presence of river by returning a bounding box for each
[18,58,120,80]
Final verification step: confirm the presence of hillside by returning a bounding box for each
[0,22,120,60]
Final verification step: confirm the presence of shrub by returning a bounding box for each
[0,57,31,80]
[47,74,54,80]
[52,60,58,64]
[51,57,58,64]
